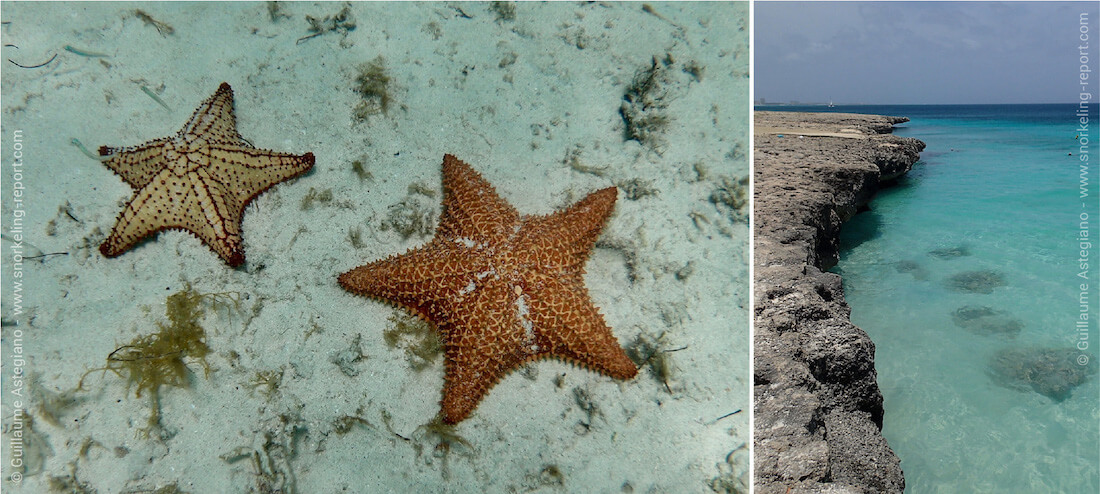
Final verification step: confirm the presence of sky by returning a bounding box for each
[754,1,1100,105]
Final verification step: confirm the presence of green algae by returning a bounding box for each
[383,312,442,372]
[79,285,239,437]
[352,56,392,120]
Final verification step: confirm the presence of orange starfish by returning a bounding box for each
[97,82,314,266]
[339,154,637,424]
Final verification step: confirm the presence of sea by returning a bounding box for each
[762,104,1100,493]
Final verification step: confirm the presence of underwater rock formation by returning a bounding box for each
[951,306,1023,337]
[946,270,1005,294]
[755,111,924,494]
[989,347,1098,401]
[894,260,928,280]
[928,245,970,259]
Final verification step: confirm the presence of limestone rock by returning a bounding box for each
[754,111,924,493]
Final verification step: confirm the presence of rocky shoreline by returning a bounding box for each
[753,111,926,493]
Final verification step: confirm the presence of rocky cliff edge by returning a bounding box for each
[753,111,925,494]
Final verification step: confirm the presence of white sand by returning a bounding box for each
[1,2,748,492]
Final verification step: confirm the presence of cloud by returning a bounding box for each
[755,1,1100,104]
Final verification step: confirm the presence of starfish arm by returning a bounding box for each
[515,187,617,272]
[205,145,315,207]
[438,277,529,424]
[99,167,245,266]
[440,340,508,424]
[526,275,637,380]
[338,241,490,321]
[179,82,245,145]
[437,154,519,243]
[98,137,173,189]
[188,167,246,265]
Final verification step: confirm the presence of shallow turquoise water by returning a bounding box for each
[802,105,1098,492]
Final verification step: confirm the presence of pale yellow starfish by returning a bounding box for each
[97,82,314,266]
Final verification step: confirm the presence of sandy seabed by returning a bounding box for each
[1,2,748,492]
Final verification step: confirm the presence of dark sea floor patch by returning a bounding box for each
[951,306,1023,337]
[946,270,1005,294]
[988,347,1098,401]
[928,245,971,259]
[893,259,928,280]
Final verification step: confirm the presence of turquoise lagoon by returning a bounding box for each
[774,104,1100,492]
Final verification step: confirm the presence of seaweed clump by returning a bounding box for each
[297,3,356,44]
[47,462,94,494]
[625,331,683,394]
[350,157,373,181]
[620,55,675,152]
[489,1,516,22]
[299,187,334,210]
[30,373,84,426]
[710,174,749,224]
[412,416,473,480]
[380,195,436,239]
[383,312,441,371]
[80,285,238,436]
[352,56,392,121]
[382,312,442,369]
[247,368,284,400]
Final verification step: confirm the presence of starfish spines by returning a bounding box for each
[99,138,176,189]
[514,187,617,274]
[438,154,519,243]
[519,272,637,378]
[339,243,483,304]
[205,146,314,208]
[340,155,636,424]
[180,82,241,144]
[96,83,312,266]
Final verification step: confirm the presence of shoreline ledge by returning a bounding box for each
[753,111,925,493]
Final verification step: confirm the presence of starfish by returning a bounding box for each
[97,82,314,266]
[339,154,637,424]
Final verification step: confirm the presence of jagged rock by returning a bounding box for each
[755,111,924,494]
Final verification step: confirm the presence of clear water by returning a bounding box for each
[773,104,1100,492]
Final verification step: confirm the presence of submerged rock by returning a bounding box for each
[894,260,928,280]
[946,270,1005,294]
[951,306,1023,337]
[929,245,970,259]
[989,347,1098,401]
